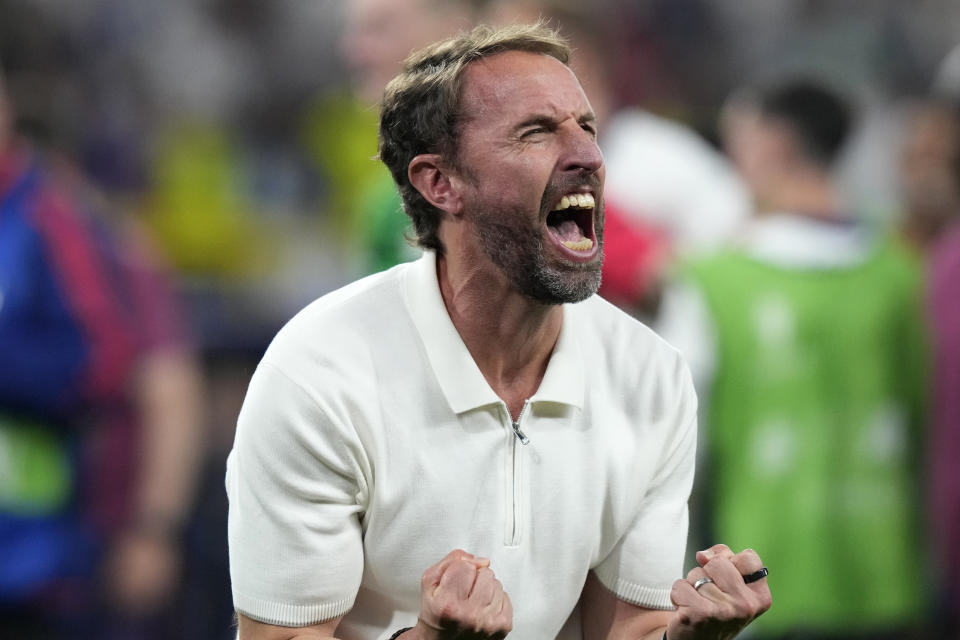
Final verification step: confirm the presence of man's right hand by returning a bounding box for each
[408,549,513,639]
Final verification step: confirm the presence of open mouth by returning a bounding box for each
[546,192,596,253]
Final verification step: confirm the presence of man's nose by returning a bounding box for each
[560,126,604,175]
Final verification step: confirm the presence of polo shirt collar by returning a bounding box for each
[403,251,584,415]
[740,212,873,269]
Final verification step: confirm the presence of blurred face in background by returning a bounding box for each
[721,97,791,202]
[340,0,474,104]
[899,101,960,227]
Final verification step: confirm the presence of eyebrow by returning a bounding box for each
[514,115,558,131]
[514,111,598,132]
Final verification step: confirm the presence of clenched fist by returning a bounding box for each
[667,544,772,640]
[406,549,513,639]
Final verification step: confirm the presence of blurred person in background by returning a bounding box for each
[658,79,929,639]
[892,44,960,635]
[600,95,751,266]
[302,0,481,276]
[929,211,960,639]
[0,62,203,638]
[897,97,960,252]
[340,0,480,108]
[923,69,960,635]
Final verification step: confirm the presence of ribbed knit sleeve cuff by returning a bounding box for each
[593,566,676,611]
[234,591,354,627]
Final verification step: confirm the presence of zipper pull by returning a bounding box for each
[512,420,530,445]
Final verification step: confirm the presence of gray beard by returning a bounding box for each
[470,204,604,305]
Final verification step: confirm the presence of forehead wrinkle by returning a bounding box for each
[460,54,534,116]
[460,52,593,130]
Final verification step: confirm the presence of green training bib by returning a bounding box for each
[0,414,71,515]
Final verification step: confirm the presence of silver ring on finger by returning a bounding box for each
[693,577,714,591]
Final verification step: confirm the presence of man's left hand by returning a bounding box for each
[666,544,771,639]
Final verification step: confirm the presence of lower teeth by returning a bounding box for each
[562,238,594,251]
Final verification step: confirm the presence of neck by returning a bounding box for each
[436,251,562,419]
[755,168,842,220]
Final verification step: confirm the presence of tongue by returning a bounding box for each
[551,218,584,242]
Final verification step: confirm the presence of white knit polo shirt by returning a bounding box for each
[226,251,697,639]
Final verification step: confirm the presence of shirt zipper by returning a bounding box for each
[504,400,530,546]
[512,418,530,444]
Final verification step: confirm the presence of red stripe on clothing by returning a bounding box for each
[0,142,31,201]
[29,186,137,400]
[113,219,188,351]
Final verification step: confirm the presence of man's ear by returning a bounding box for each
[408,154,464,216]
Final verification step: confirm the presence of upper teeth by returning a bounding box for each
[556,193,595,210]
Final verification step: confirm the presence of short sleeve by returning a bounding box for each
[592,359,698,610]
[227,361,367,626]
